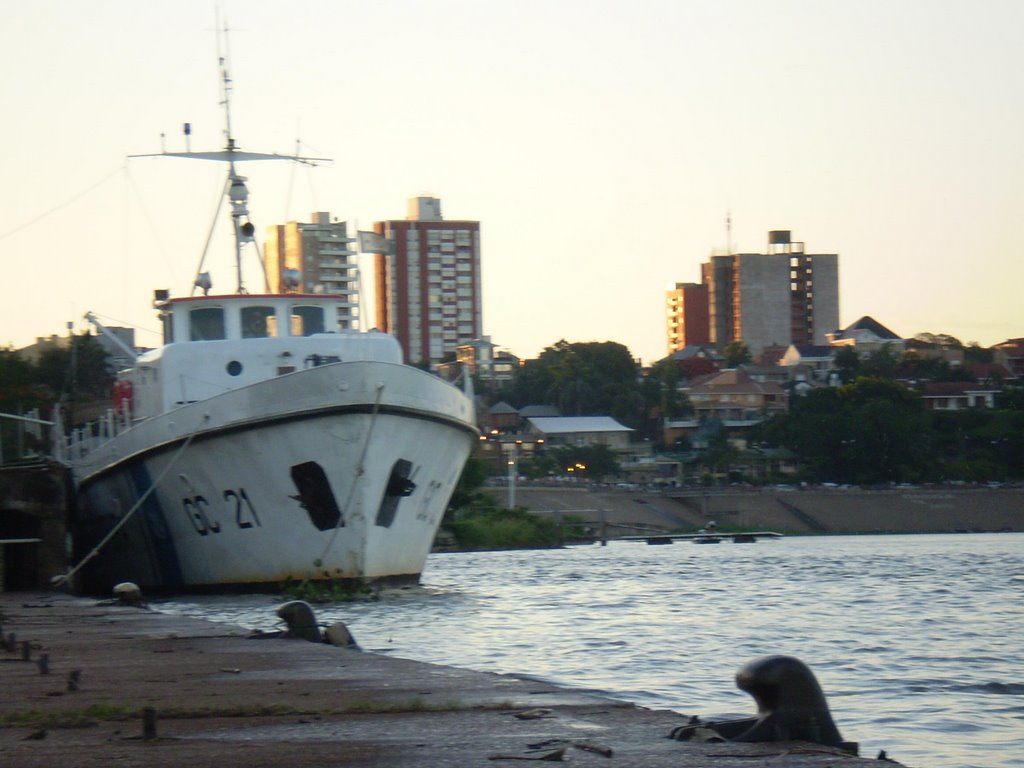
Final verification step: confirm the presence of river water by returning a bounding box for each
[157,533,1023,768]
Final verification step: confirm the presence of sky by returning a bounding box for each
[1,0,1022,365]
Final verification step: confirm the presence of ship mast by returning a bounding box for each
[218,31,252,294]
[128,23,332,295]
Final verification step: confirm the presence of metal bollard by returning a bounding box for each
[37,653,50,675]
[21,640,31,661]
[142,707,158,739]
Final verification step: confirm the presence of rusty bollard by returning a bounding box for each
[142,707,158,739]
[4,632,15,652]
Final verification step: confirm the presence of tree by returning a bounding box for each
[833,346,860,384]
[913,332,963,349]
[34,333,114,401]
[930,408,1024,481]
[757,378,933,484]
[508,340,642,427]
[446,457,489,517]
[0,347,45,412]
[964,343,994,365]
[859,345,900,379]
[643,358,693,420]
[722,341,752,368]
[697,431,740,483]
[997,385,1024,411]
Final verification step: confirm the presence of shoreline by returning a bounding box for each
[482,485,1024,538]
[1,590,890,767]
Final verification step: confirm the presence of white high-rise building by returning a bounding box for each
[264,212,359,329]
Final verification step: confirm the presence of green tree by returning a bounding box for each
[722,341,752,367]
[34,333,114,401]
[997,385,1024,411]
[963,343,993,365]
[833,346,860,384]
[930,408,1024,480]
[0,347,45,412]
[446,457,488,516]
[758,377,933,484]
[644,358,692,419]
[859,345,900,379]
[913,332,963,349]
[508,340,642,428]
[697,431,740,483]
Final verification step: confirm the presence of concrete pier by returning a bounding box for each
[0,591,893,767]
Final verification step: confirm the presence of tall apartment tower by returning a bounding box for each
[373,196,482,366]
[665,282,710,354]
[264,212,359,329]
[703,230,838,356]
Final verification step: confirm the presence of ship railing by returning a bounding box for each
[60,405,135,461]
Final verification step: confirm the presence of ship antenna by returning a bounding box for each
[218,21,251,294]
[126,20,333,297]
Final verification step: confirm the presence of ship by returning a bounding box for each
[56,39,478,594]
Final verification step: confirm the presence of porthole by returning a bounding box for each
[226,360,243,376]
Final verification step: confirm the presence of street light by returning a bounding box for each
[506,439,524,508]
[507,448,517,508]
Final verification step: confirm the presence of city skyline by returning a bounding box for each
[1,0,1021,365]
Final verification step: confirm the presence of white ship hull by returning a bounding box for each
[70,361,477,592]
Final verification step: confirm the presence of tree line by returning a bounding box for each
[485,336,1023,484]
[0,334,114,460]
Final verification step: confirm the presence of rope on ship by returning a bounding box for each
[314,382,385,568]
[52,417,208,588]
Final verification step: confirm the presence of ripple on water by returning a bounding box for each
[156,533,1024,768]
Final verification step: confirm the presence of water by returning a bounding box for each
[157,533,1024,768]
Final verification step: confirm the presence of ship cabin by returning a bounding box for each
[157,292,358,344]
[120,293,402,419]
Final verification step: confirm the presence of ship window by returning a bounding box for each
[290,461,343,531]
[375,459,416,528]
[242,306,277,338]
[190,307,225,341]
[291,305,325,336]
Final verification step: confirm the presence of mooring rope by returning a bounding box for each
[313,381,385,568]
[52,417,207,587]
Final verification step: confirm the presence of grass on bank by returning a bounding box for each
[444,507,589,550]
[0,697,517,729]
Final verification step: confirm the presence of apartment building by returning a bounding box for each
[373,197,482,366]
[665,282,710,355]
[264,212,359,329]
[703,230,839,357]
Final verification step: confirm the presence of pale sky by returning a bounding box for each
[2,0,1021,365]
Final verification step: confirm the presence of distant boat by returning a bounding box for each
[58,38,477,594]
